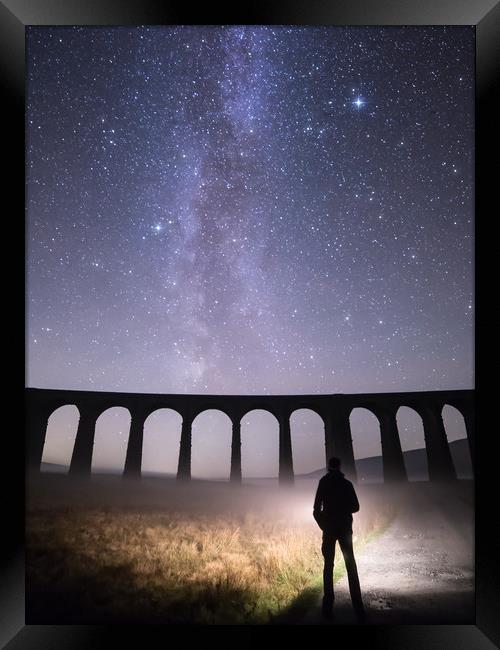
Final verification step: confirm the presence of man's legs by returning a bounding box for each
[321,532,336,616]
[338,531,365,618]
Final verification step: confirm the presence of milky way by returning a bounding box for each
[27,26,474,476]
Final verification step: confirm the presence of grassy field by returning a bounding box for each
[26,475,395,624]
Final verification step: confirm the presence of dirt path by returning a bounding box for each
[299,483,474,625]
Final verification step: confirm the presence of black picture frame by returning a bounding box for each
[3,0,498,647]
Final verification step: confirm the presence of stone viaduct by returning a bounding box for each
[25,387,474,485]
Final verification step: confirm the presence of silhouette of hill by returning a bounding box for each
[39,461,69,473]
[40,463,177,478]
[40,438,472,482]
[296,438,472,482]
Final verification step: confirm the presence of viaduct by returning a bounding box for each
[25,387,474,484]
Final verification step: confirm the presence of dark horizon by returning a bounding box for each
[39,434,472,480]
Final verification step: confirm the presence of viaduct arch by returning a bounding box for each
[26,388,474,485]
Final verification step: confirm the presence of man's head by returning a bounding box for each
[328,456,341,471]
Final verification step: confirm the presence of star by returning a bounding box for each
[27,25,474,476]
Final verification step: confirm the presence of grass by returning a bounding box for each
[26,476,395,624]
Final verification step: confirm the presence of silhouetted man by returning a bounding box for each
[313,456,365,621]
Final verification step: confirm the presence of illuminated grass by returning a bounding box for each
[26,499,393,624]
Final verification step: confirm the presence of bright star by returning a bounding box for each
[353,97,364,108]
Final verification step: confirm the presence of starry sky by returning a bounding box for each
[27,26,474,477]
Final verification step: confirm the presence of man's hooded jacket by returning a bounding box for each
[313,468,360,533]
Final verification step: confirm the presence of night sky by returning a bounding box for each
[27,26,474,478]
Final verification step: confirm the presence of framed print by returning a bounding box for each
[2,0,498,648]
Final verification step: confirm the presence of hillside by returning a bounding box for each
[297,438,472,482]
